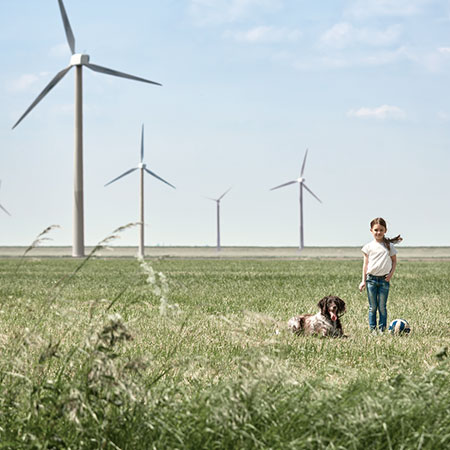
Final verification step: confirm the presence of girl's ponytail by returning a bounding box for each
[383,234,403,251]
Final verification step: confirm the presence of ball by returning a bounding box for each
[389,318,411,335]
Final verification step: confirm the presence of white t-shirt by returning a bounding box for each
[361,240,398,276]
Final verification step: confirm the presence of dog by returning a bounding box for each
[288,296,346,337]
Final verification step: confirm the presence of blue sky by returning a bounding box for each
[1,0,450,248]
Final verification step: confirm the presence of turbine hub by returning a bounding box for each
[138,162,146,169]
[70,53,90,66]
[298,177,304,183]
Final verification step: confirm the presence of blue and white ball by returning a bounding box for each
[389,319,411,335]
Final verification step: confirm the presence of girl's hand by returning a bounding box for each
[359,281,366,292]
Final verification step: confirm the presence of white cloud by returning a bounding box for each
[320,23,401,49]
[223,25,301,43]
[189,0,282,24]
[346,0,430,19]
[347,105,406,120]
[320,23,352,49]
[407,47,450,72]
[291,46,409,71]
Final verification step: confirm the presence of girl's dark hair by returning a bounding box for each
[370,217,403,250]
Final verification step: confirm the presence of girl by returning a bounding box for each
[359,218,402,333]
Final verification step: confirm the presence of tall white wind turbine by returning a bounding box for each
[12,0,161,257]
[105,125,175,259]
[270,149,321,250]
[207,188,231,251]
[0,181,11,216]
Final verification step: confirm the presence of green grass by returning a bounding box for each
[0,257,449,449]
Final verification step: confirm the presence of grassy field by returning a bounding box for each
[0,255,449,449]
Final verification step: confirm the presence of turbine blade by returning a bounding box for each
[140,124,144,163]
[270,180,298,191]
[12,66,72,129]
[300,149,308,177]
[57,0,76,54]
[0,204,11,216]
[144,168,175,189]
[218,187,232,201]
[86,63,162,86]
[303,183,322,203]
[104,167,138,187]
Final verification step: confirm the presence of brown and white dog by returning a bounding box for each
[288,296,346,337]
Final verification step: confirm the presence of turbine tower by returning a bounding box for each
[0,181,11,216]
[12,0,161,257]
[207,188,231,251]
[270,149,321,250]
[105,124,175,259]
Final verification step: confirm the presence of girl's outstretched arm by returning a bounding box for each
[359,253,368,292]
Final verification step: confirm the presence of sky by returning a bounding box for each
[1,0,450,248]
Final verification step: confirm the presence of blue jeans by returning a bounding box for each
[366,274,390,331]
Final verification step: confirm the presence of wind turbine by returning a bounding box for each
[12,0,161,257]
[270,149,321,250]
[207,188,231,251]
[0,181,11,216]
[105,124,175,259]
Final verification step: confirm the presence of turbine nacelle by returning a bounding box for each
[297,177,305,183]
[70,53,90,66]
[105,126,176,189]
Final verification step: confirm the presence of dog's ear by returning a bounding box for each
[336,297,346,313]
[317,297,329,313]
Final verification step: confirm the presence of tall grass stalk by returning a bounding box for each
[14,224,60,273]
[54,222,139,290]
[138,256,180,317]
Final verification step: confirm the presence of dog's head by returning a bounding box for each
[317,296,346,322]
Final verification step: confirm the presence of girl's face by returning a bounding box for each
[371,223,387,242]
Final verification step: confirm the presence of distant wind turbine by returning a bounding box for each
[12,0,161,257]
[0,181,11,216]
[270,149,321,250]
[105,125,175,259]
[207,188,231,251]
